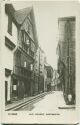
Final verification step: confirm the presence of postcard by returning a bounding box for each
[0,0,80,124]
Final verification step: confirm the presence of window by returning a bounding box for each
[31,42,35,52]
[21,30,30,45]
[5,68,11,77]
[27,48,29,54]
[24,61,27,67]
[25,35,30,45]
[30,64,33,71]
[47,69,51,78]
[27,21,34,39]
[30,50,34,57]
[13,85,17,91]
[5,37,16,50]
[21,30,24,42]
[8,15,12,35]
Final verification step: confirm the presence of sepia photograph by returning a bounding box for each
[4,1,76,111]
[0,0,80,124]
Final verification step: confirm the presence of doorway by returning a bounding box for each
[5,81,8,104]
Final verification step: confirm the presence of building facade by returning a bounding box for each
[1,3,53,105]
[12,6,38,99]
[38,47,45,93]
[4,4,38,104]
[57,17,75,105]
[4,4,18,104]
[34,47,47,93]
[45,64,53,92]
[52,70,60,91]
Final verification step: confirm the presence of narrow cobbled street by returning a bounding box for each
[19,91,75,113]
[17,91,77,123]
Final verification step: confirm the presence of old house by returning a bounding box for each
[13,6,38,99]
[4,4,38,103]
[2,4,19,104]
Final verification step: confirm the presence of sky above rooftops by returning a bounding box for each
[12,1,79,69]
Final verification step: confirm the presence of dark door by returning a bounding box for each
[5,81,8,104]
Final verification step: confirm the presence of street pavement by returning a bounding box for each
[19,91,76,113]
[19,91,77,123]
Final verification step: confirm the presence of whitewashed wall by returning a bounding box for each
[12,22,17,45]
[3,12,18,70]
[5,13,8,33]
[4,45,14,70]
[1,5,18,103]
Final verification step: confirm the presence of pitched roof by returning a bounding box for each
[14,7,32,24]
[5,4,19,26]
[5,4,32,25]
